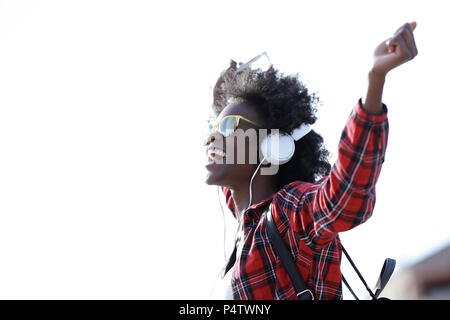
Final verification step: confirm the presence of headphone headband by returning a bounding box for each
[291,123,311,141]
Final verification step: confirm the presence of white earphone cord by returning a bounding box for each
[217,185,227,262]
[216,155,267,269]
[234,156,267,246]
[247,156,267,211]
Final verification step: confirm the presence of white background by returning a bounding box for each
[0,0,449,299]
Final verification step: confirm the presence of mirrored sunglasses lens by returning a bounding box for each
[220,117,238,137]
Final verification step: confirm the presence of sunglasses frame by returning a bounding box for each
[208,115,261,137]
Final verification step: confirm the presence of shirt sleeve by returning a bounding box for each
[273,99,389,250]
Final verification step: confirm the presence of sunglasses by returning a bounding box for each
[207,115,261,137]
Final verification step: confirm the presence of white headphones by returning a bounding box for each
[235,52,312,165]
[226,53,314,238]
[259,123,311,165]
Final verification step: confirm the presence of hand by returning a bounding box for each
[371,22,418,78]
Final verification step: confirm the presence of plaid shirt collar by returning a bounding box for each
[228,189,276,224]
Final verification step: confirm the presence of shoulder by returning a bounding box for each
[274,180,317,204]
[271,179,327,224]
[271,180,315,224]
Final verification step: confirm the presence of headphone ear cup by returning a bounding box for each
[260,133,296,165]
[259,136,271,165]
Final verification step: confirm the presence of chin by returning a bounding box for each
[205,170,223,186]
[204,161,229,186]
[204,173,215,185]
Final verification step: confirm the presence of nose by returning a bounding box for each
[203,132,216,146]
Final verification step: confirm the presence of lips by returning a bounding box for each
[206,145,226,161]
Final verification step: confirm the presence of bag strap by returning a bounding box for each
[266,203,395,300]
[266,203,314,300]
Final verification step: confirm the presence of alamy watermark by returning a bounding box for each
[206,128,282,175]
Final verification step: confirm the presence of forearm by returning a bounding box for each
[362,71,386,115]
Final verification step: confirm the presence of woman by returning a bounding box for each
[204,22,418,300]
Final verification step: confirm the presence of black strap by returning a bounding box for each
[341,275,359,300]
[266,204,314,300]
[266,203,395,300]
[341,246,377,299]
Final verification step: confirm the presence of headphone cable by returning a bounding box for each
[247,156,267,211]
[234,156,267,245]
[217,185,227,262]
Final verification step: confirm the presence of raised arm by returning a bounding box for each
[276,22,418,250]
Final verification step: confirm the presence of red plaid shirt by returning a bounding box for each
[221,99,388,300]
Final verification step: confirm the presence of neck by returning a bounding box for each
[230,171,278,219]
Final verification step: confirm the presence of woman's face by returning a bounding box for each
[204,101,265,189]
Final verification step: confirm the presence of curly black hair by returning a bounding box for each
[212,64,331,189]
